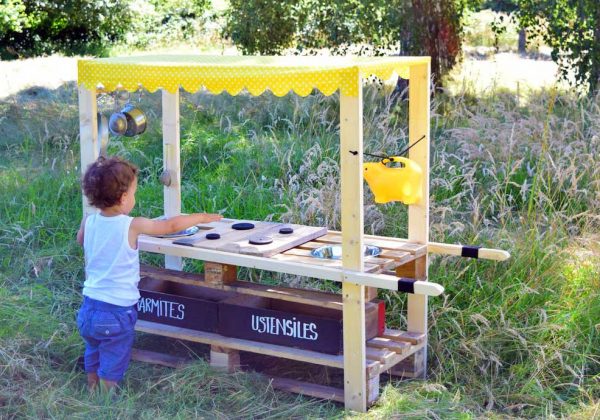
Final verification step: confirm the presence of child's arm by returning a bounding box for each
[76,215,87,246]
[130,213,222,237]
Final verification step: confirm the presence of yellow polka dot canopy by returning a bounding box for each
[78,55,430,97]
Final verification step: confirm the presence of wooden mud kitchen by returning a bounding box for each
[77,56,510,412]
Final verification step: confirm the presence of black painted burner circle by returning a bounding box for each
[232,222,255,230]
[206,233,221,240]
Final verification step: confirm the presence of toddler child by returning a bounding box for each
[76,156,221,391]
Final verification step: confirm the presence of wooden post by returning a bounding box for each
[204,253,236,381]
[365,287,378,301]
[210,345,240,373]
[205,262,237,286]
[162,89,182,270]
[395,255,427,280]
[407,62,431,378]
[78,84,98,217]
[340,74,367,412]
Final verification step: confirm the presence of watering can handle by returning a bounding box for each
[383,156,411,165]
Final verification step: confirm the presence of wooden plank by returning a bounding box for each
[139,236,407,291]
[340,80,367,412]
[282,247,395,271]
[178,220,327,257]
[272,252,380,273]
[407,61,430,379]
[388,348,426,378]
[366,372,380,406]
[232,225,327,257]
[366,347,396,364]
[319,232,426,256]
[136,320,346,368]
[343,272,444,296]
[367,337,411,355]
[174,221,278,248]
[130,348,190,368]
[269,377,344,403]
[162,89,182,271]
[427,242,511,261]
[204,262,237,286]
[365,287,378,301]
[395,255,427,280]
[78,85,98,217]
[375,341,425,374]
[210,345,240,373]
[381,329,426,345]
[140,264,345,309]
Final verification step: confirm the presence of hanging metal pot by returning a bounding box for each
[108,104,147,137]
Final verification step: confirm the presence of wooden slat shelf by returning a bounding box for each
[135,320,346,368]
[268,376,345,403]
[139,229,425,285]
[136,319,423,377]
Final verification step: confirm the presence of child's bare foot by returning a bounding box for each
[87,372,99,391]
[100,379,118,392]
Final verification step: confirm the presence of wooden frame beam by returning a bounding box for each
[407,62,431,378]
[78,85,98,217]
[162,89,182,270]
[340,74,367,412]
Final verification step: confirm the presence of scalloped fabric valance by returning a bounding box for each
[78,55,430,97]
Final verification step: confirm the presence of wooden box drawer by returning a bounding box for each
[218,295,380,355]
[137,277,233,333]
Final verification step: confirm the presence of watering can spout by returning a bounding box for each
[363,156,423,204]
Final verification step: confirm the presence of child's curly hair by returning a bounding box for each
[82,157,139,209]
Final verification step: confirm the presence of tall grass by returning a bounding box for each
[0,77,598,417]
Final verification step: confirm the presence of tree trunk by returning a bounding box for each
[518,28,527,54]
[591,3,600,96]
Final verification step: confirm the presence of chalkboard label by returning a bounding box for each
[138,289,219,332]
[218,301,343,354]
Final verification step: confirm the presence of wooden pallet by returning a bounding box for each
[133,320,425,402]
[136,263,426,402]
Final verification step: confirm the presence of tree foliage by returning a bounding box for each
[0,0,211,58]
[223,0,478,84]
[125,0,211,49]
[516,0,600,95]
[222,0,301,55]
[0,0,133,58]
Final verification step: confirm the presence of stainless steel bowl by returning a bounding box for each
[152,225,199,238]
[310,244,381,259]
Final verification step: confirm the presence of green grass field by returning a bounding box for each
[0,66,598,418]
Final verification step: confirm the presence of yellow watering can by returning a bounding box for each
[363,156,423,204]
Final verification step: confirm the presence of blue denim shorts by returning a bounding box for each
[77,296,137,382]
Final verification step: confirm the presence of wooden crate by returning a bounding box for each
[218,294,380,355]
[137,277,233,332]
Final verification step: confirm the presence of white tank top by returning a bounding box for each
[83,213,140,306]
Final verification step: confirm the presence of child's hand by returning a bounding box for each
[200,213,222,223]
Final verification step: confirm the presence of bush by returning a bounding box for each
[125,0,211,49]
[0,0,133,59]
[0,0,212,59]
[223,0,300,55]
